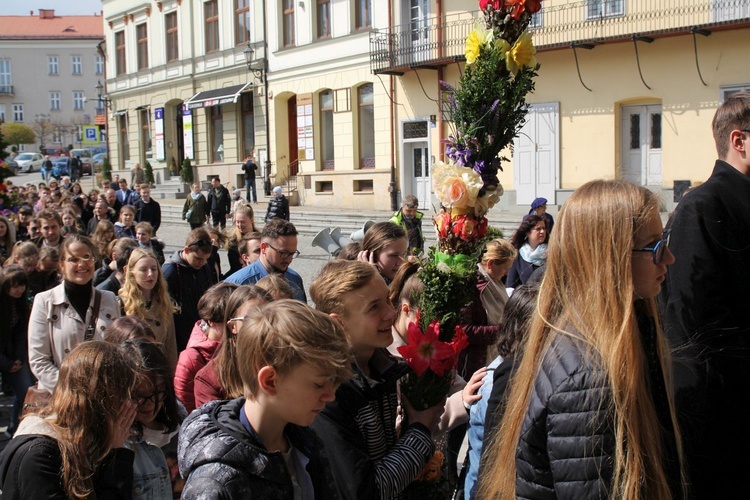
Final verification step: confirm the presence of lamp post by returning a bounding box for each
[243,42,272,196]
[95,80,112,162]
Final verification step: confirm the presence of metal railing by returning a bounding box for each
[0,85,13,95]
[369,0,750,74]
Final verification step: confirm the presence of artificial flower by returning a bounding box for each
[473,185,503,217]
[506,31,537,75]
[495,38,511,60]
[434,211,452,239]
[450,325,469,354]
[397,321,456,377]
[452,215,477,242]
[465,25,493,65]
[416,451,445,482]
[479,0,503,9]
[436,261,453,274]
[432,162,483,209]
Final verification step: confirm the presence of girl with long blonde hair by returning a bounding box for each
[478,180,685,499]
[119,247,178,371]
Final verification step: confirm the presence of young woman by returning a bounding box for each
[120,338,183,500]
[225,204,259,277]
[478,180,685,499]
[0,266,34,436]
[28,235,121,392]
[0,341,138,499]
[118,248,178,371]
[506,214,547,289]
[183,183,208,229]
[357,221,408,285]
[193,285,272,408]
[0,215,17,261]
[115,205,138,239]
[91,219,116,262]
[174,282,237,412]
[310,259,444,499]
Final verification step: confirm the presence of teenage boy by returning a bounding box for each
[178,299,351,498]
[163,228,218,351]
[133,184,162,234]
[207,176,231,229]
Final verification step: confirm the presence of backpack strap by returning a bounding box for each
[85,290,102,341]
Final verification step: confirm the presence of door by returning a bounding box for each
[402,0,430,65]
[621,104,662,186]
[409,143,430,209]
[514,102,559,206]
[288,95,298,175]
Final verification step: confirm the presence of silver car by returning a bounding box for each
[13,152,44,173]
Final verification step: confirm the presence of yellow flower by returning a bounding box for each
[432,162,483,209]
[465,25,493,65]
[506,32,537,75]
[495,38,510,59]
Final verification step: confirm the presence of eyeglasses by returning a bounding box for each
[742,129,750,133]
[266,242,300,260]
[65,254,95,264]
[133,390,168,406]
[632,229,671,265]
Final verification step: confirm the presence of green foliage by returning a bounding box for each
[1,122,36,146]
[480,225,504,246]
[102,157,112,181]
[180,158,193,184]
[0,122,9,162]
[144,160,155,184]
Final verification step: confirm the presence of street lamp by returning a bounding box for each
[243,44,265,83]
[95,81,113,110]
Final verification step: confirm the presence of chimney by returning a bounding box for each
[39,9,55,19]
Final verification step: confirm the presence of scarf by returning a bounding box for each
[477,264,509,325]
[519,243,548,267]
[190,191,202,200]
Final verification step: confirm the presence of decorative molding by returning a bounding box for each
[157,2,163,12]
[123,15,129,25]
[145,7,151,16]
[109,21,114,29]
[129,14,135,23]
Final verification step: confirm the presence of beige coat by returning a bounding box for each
[140,307,178,373]
[28,283,120,392]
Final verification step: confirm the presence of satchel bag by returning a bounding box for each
[22,291,102,417]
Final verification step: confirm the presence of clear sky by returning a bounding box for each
[2,0,103,16]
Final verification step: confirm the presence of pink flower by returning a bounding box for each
[397,321,456,377]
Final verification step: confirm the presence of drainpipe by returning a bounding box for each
[388,0,398,211]
[262,0,272,196]
[437,0,444,163]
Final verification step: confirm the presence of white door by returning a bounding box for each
[408,143,430,210]
[514,102,559,206]
[621,104,662,186]
[404,0,430,64]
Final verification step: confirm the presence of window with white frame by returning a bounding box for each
[95,54,104,75]
[355,0,371,29]
[166,12,179,61]
[71,56,82,75]
[720,84,750,103]
[282,0,295,47]
[0,104,5,121]
[48,56,59,75]
[205,0,220,53]
[52,129,63,143]
[13,104,23,122]
[317,0,332,39]
[357,84,375,168]
[585,0,624,19]
[50,92,61,110]
[0,60,11,93]
[320,89,334,169]
[73,92,85,110]
[235,0,251,45]
[136,23,149,70]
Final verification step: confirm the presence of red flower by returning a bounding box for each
[397,321,456,377]
[476,217,489,238]
[480,0,503,9]
[434,212,452,239]
[450,325,469,354]
[452,215,485,242]
[507,0,543,19]
[526,0,543,14]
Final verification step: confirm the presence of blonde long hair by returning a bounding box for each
[119,247,175,326]
[478,180,685,499]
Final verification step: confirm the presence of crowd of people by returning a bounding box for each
[0,92,748,499]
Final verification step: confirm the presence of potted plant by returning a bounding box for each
[180,157,193,184]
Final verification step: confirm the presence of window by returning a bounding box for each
[283,0,295,47]
[241,93,255,158]
[585,0,624,19]
[356,0,371,29]
[135,23,149,70]
[50,92,61,111]
[205,0,220,53]
[140,108,151,165]
[71,56,82,75]
[13,104,23,122]
[95,54,104,75]
[0,60,11,93]
[0,104,5,121]
[73,91,85,110]
[320,90,334,169]
[115,31,126,76]
[235,0,251,45]
[720,83,750,103]
[52,129,63,143]
[48,56,59,75]
[317,0,332,39]
[165,12,179,61]
[358,84,374,168]
[209,105,224,162]
[119,113,130,164]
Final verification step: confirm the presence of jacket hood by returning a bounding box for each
[186,321,220,359]
[168,250,188,267]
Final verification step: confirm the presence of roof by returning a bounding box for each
[0,14,104,40]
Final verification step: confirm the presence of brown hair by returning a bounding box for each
[310,260,377,315]
[197,282,239,323]
[361,221,406,262]
[255,273,294,300]
[237,300,352,399]
[105,316,157,343]
[509,214,545,249]
[712,90,750,159]
[388,260,423,308]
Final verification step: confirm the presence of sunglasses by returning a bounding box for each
[632,229,671,265]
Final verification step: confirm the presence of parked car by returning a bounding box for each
[13,152,44,173]
[3,157,18,172]
[51,156,70,179]
[92,153,108,170]
[87,146,107,156]
[41,147,67,157]
[69,149,94,176]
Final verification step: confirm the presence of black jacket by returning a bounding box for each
[661,159,750,498]
[179,398,341,500]
[133,198,162,233]
[163,250,217,351]
[207,185,231,214]
[506,254,538,289]
[311,349,434,500]
[265,194,290,222]
[0,434,134,499]
[0,297,28,373]
[95,273,121,296]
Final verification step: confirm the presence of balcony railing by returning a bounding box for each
[0,85,13,95]
[370,0,750,75]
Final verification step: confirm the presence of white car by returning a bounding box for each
[13,152,44,173]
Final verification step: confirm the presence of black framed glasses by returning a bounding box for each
[633,229,671,265]
[133,390,168,406]
[266,242,300,259]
